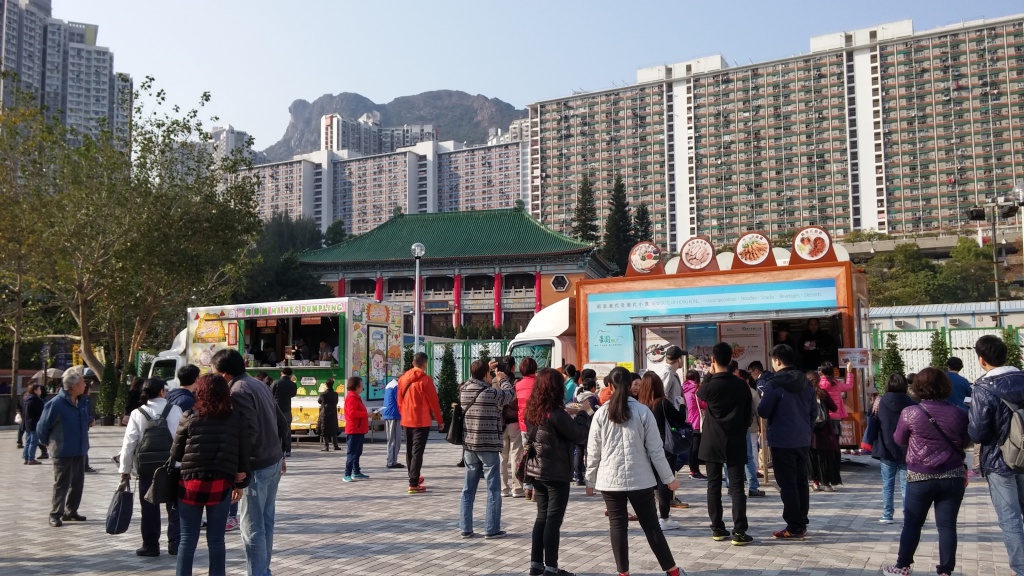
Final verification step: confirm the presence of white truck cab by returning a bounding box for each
[149,328,187,388]
[506,297,576,371]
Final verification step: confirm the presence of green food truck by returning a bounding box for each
[150,297,404,434]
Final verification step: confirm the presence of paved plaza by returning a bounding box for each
[0,427,1015,575]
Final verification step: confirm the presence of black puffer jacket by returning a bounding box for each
[23,393,44,431]
[525,408,590,483]
[171,410,252,488]
[872,392,916,463]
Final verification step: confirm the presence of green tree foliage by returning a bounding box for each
[774,229,797,248]
[600,174,632,274]
[478,344,491,365]
[98,349,118,418]
[632,203,653,243]
[323,219,348,247]
[866,238,1000,306]
[842,230,892,243]
[437,344,459,421]
[403,345,413,372]
[571,174,599,244]
[1004,327,1023,369]
[233,213,333,303]
[929,329,950,369]
[454,325,467,340]
[877,333,906,394]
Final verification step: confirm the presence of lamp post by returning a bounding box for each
[968,195,1021,328]
[411,243,426,352]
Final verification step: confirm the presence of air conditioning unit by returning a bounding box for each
[948,318,963,327]
[894,319,907,328]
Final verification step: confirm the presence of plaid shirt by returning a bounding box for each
[179,477,233,506]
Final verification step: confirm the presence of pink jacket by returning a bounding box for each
[515,375,536,431]
[682,379,706,432]
[819,372,854,420]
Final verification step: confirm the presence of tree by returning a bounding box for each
[323,219,348,247]
[934,238,999,303]
[632,202,653,243]
[877,333,906,394]
[600,174,633,274]
[233,213,333,303]
[402,345,414,372]
[929,329,950,369]
[454,325,467,340]
[1004,327,1023,369]
[97,349,118,419]
[478,344,491,365]
[437,344,459,424]
[774,229,797,248]
[571,174,599,244]
[864,243,938,306]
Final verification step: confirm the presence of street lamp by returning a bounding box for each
[411,243,426,352]
[968,196,1020,328]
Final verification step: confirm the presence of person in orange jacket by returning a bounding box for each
[343,377,369,482]
[398,352,444,494]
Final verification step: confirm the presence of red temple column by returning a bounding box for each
[534,271,543,312]
[336,278,346,297]
[453,274,462,328]
[493,273,503,328]
[374,277,383,302]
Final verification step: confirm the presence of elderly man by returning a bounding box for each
[36,370,92,527]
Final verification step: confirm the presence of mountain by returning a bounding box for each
[261,90,528,162]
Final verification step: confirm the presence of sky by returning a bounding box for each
[55,0,1024,151]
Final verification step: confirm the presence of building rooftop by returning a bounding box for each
[300,206,599,265]
[871,301,1024,317]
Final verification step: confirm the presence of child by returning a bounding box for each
[343,376,370,482]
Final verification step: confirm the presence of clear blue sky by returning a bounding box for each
[55,0,1023,150]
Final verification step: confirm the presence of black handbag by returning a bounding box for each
[446,386,486,445]
[661,401,693,457]
[514,424,540,483]
[105,479,133,535]
[144,460,180,505]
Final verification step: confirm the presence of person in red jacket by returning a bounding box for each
[343,377,369,482]
[514,357,539,500]
[398,352,444,494]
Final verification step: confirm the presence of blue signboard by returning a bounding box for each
[587,279,837,363]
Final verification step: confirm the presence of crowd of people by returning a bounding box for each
[13,330,1024,576]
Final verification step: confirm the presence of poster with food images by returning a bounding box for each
[628,242,663,276]
[791,226,836,263]
[679,237,717,272]
[718,322,768,373]
[734,233,773,267]
[187,310,238,373]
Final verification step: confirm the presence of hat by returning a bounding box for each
[664,345,686,361]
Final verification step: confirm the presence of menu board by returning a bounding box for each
[684,323,719,375]
[718,322,768,373]
[838,348,871,369]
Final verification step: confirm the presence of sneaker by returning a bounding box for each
[168,541,178,556]
[16,443,23,449]
[460,531,474,539]
[712,528,730,541]
[27,460,41,465]
[418,476,425,486]
[61,513,86,522]
[575,479,587,487]
[37,453,48,460]
[772,529,805,540]
[670,498,689,509]
[407,485,427,494]
[880,564,912,576]
[343,475,355,482]
[483,530,506,540]
[731,531,754,546]
[225,516,239,531]
[823,484,835,492]
[690,472,708,480]
[386,463,405,469]
[85,467,98,473]
[512,491,525,498]
[501,490,512,497]
[353,473,370,480]
[748,489,766,498]
[48,516,62,527]
[659,518,681,530]
[135,546,160,557]
[543,570,577,576]
[879,517,895,524]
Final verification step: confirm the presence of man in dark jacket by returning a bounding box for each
[697,342,754,546]
[758,344,818,540]
[968,335,1024,575]
[271,368,297,457]
[166,364,200,413]
[36,371,91,527]
[213,348,289,576]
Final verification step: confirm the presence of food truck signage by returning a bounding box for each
[586,279,838,363]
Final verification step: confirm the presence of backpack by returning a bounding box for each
[814,397,829,429]
[134,403,175,478]
[979,384,1024,473]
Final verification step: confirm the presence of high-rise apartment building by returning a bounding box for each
[1,0,48,104]
[321,112,437,156]
[438,141,528,212]
[210,124,253,161]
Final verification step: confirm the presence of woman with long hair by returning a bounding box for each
[810,386,841,491]
[524,368,591,576]
[587,366,684,576]
[318,378,340,451]
[817,362,852,487]
[638,372,688,530]
[872,373,916,524]
[881,368,969,576]
[171,374,251,576]
[683,369,706,480]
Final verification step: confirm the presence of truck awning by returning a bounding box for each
[605,307,842,326]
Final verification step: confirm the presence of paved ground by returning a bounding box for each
[0,427,1015,576]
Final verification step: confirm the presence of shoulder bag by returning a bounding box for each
[446,386,487,446]
[661,400,693,457]
[515,421,540,483]
[916,404,969,484]
[144,458,180,505]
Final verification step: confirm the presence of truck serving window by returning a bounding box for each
[151,359,177,381]
[507,341,554,371]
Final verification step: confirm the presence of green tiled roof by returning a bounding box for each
[300,208,596,264]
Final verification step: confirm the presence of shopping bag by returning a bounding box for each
[144,461,179,505]
[105,479,133,535]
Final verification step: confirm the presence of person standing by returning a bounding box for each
[562,364,579,404]
[271,368,297,457]
[737,370,764,498]
[459,360,516,538]
[968,335,1024,576]
[212,348,289,576]
[342,377,369,482]
[638,372,688,531]
[525,368,591,575]
[318,379,340,451]
[698,342,754,546]
[758,344,817,540]
[119,377,183,557]
[382,377,403,469]
[36,371,91,527]
[657,346,686,411]
[873,374,916,524]
[21,384,44,465]
[171,373,251,576]
[683,369,707,480]
[585,366,684,576]
[397,352,444,494]
[515,357,539,500]
[881,368,969,576]
[945,357,972,413]
[166,364,200,413]
[809,387,841,492]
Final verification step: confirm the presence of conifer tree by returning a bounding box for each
[437,344,459,424]
[600,174,633,274]
[878,333,906,394]
[633,202,653,243]
[1004,327,1023,369]
[928,329,950,369]
[571,174,599,244]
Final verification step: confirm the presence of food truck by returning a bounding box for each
[576,227,873,446]
[150,297,404,433]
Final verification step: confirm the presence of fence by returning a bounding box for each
[424,340,510,383]
[871,327,1019,382]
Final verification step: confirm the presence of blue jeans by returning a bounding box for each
[880,459,907,521]
[177,493,232,576]
[240,459,282,576]
[459,450,502,536]
[897,477,966,574]
[23,430,38,462]
[987,473,1024,576]
[345,433,364,476]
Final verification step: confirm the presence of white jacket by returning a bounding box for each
[118,397,182,475]
[585,397,675,491]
